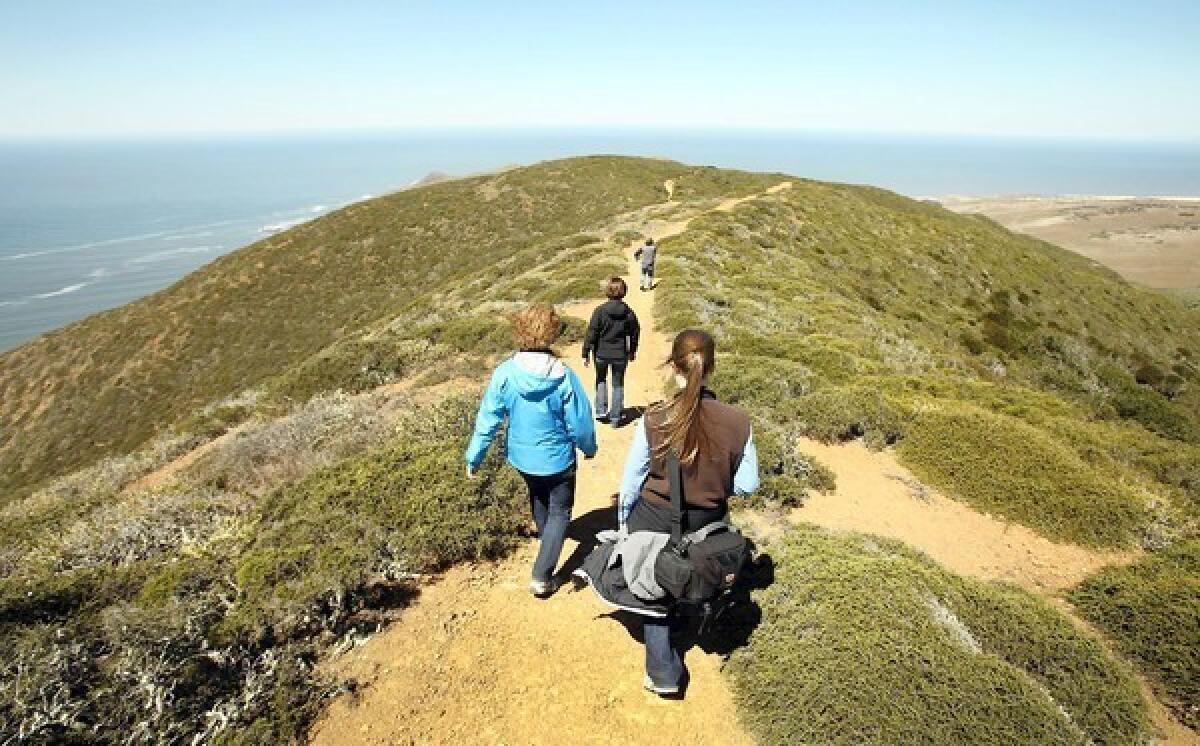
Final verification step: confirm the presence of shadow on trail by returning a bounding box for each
[558,505,618,580]
[588,547,776,697]
[611,405,646,428]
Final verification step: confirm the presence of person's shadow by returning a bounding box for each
[557,504,618,580]
[611,405,645,429]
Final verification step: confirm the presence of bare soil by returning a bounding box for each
[942,195,1200,290]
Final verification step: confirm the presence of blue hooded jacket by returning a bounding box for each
[465,352,598,475]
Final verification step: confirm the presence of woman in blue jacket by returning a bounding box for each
[465,303,598,597]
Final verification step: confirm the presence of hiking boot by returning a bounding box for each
[529,578,559,598]
[643,675,680,696]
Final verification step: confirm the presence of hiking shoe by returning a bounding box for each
[529,578,559,598]
[595,413,609,422]
[643,675,680,696]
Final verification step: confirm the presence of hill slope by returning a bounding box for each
[0,157,778,501]
[656,180,1200,547]
[2,157,1197,743]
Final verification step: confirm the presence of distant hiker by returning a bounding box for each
[465,303,598,597]
[575,329,759,696]
[582,277,641,427]
[633,238,657,291]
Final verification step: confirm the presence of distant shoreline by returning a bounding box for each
[935,194,1200,202]
[4,132,1199,351]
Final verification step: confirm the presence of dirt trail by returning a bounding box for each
[309,177,1192,744]
[788,438,1137,593]
[310,184,788,746]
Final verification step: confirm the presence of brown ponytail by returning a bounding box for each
[652,329,716,465]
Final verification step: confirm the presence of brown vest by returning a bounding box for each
[640,391,752,512]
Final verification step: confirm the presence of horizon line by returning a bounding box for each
[2,125,1198,147]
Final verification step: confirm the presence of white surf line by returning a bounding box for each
[32,282,90,299]
[0,218,245,262]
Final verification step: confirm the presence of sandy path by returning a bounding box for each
[789,438,1137,593]
[310,185,788,746]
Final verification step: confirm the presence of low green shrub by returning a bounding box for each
[710,354,812,408]
[611,229,643,246]
[726,525,1149,744]
[222,427,525,640]
[1070,541,1200,729]
[1111,380,1200,443]
[0,392,528,743]
[264,334,438,405]
[749,422,836,507]
[898,403,1147,547]
[177,402,254,440]
[790,384,906,448]
[414,316,514,357]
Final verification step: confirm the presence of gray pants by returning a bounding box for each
[640,264,655,289]
[595,360,626,426]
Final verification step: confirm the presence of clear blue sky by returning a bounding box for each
[2,0,1197,140]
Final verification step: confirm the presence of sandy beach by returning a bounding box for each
[941,195,1200,290]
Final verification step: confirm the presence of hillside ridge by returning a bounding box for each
[4,158,1197,743]
[308,182,1194,744]
[0,157,781,501]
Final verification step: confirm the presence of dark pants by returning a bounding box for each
[594,359,626,423]
[643,615,682,688]
[520,467,576,583]
[627,497,727,688]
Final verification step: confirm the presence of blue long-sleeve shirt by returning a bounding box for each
[617,417,759,525]
[465,353,597,476]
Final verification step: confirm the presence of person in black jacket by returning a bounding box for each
[582,277,640,427]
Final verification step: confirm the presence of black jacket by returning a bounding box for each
[582,300,640,362]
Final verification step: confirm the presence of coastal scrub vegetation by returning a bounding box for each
[2,157,1194,741]
[653,178,1198,733]
[0,157,783,741]
[656,181,1200,547]
[1070,540,1200,729]
[726,525,1149,744]
[0,394,525,742]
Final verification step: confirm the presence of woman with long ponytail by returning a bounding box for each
[615,329,760,695]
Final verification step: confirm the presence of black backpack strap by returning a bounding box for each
[667,451,684,545]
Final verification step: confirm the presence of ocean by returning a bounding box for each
[3,130,1199,352]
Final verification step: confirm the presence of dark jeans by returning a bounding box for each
[520,466,576,582]
[594,359,626,423]
[644,614,682,688]
[627,497,727,688]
